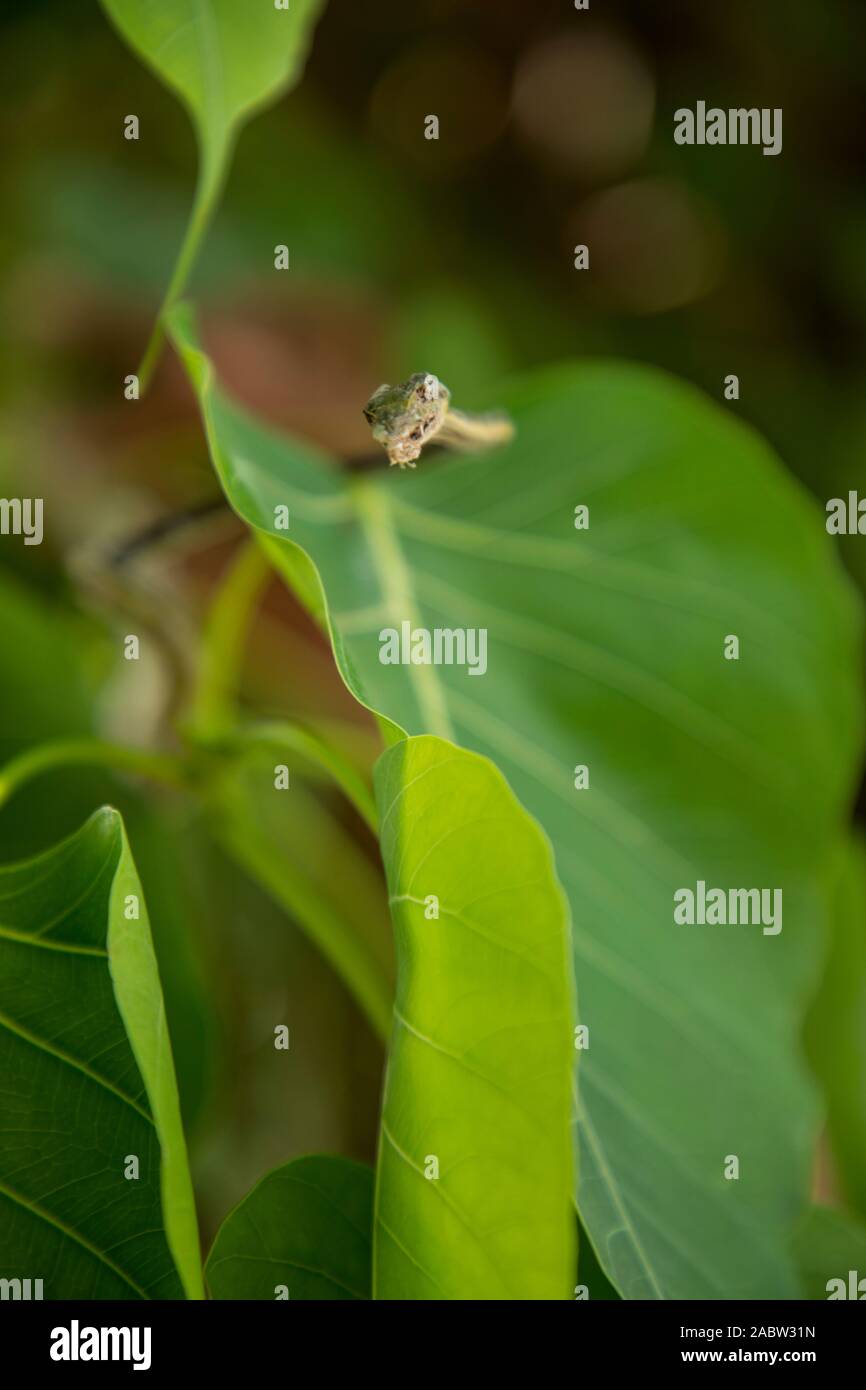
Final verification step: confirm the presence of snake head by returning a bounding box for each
[363,372,451,467]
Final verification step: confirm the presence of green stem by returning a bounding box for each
[137,141,228,393]
[0,740,188,811]
[187,537,272,739]
[187,540,379,829]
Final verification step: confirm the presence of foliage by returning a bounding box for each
[168,307,862,1297]
[0,0,863,1305]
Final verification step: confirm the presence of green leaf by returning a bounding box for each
[373,735,575,1300]
[805,841,866,1220]
[0,809,202,1299]
[100,0,324,157]
[206,1155,373,1300]
[120,798,219,1137]
[168,306,863,1298]
[792,1205,866,1300]
[99,0,325,380]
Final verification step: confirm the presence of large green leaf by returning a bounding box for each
[0,809,201,1299]
[168,306,863,1298]
[206,1155,373,1299]
[373,735,575,1299]
[805,841,866,1220]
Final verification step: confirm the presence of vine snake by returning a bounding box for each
[363,372,515,469]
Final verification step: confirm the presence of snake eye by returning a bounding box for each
[414,373,438,404]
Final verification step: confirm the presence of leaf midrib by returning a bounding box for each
[352,479,455,741]
[379,1121,514,1298]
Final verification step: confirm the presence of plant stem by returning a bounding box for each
[187,537,272,739]
[137,141,227,393]
[0,740,188,810]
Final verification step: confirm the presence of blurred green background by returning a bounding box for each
[0,0,864,1250]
